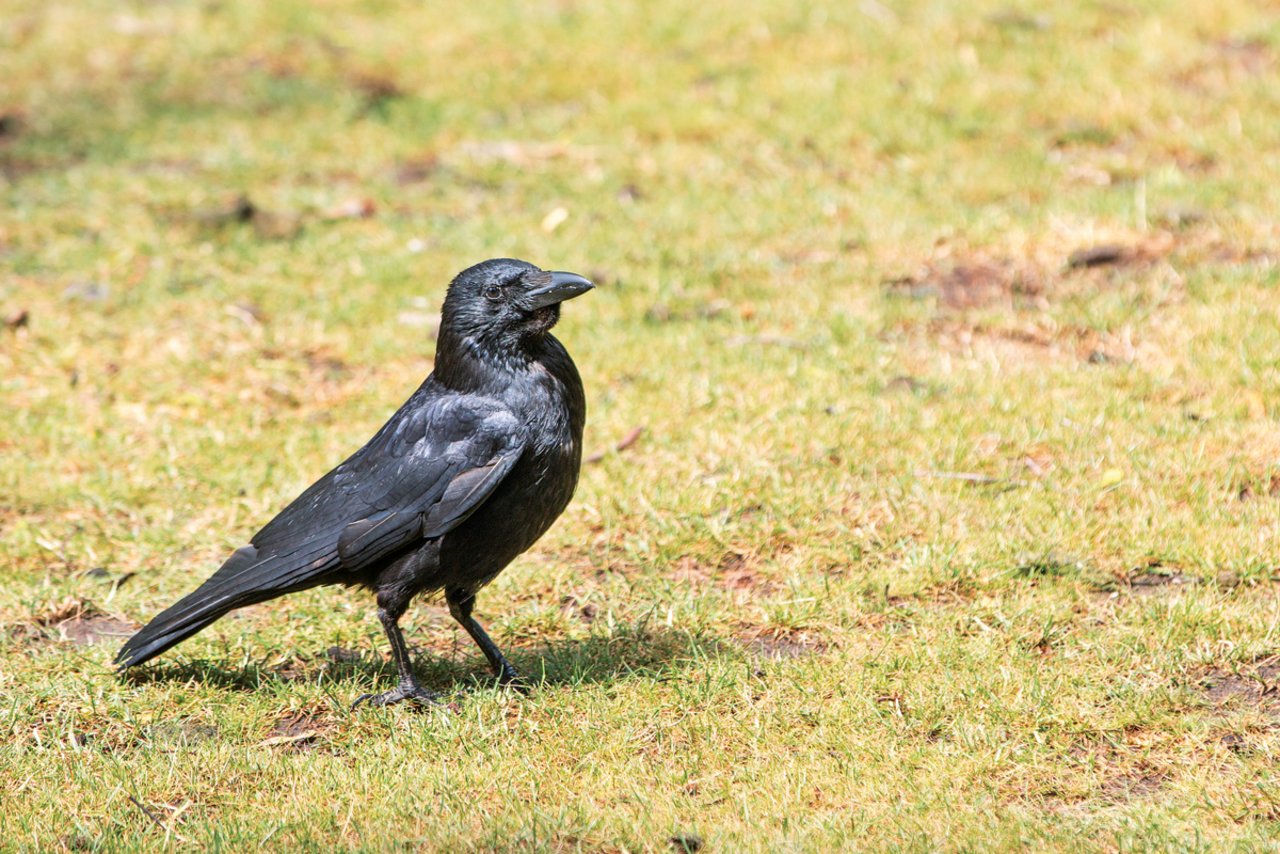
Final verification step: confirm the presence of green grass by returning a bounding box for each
[3,0,1280,849]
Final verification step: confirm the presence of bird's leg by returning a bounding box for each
[351,603,440,710]
[446,588,528,691]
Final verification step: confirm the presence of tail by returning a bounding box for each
[116,543,338,669]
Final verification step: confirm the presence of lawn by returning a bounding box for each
[2,0,1280,849]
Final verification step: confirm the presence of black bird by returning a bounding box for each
[116,258,593,707]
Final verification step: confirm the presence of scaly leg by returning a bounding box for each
[446,589,528,691]
[351,603,439,709]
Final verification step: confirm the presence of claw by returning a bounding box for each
[351,681,440,710]
[496,665,532,694]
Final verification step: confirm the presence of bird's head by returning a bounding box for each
[440,259,594,356]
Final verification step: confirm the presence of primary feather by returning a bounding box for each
[115,387,524,669]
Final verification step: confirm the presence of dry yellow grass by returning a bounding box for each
[3,0,1280,849]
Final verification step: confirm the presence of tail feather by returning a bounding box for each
[116,543,340,669]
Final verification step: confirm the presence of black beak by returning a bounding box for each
[526,271,594,310]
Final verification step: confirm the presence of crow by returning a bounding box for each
[116,258,593,707]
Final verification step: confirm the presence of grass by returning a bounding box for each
[2,0,1280,849]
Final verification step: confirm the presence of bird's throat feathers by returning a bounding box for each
[433,324,566,392]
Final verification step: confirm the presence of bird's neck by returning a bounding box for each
[433,327,552,392]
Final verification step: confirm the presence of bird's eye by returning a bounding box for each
[483,284,503,302]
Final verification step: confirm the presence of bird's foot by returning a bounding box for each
[351,680,440,711]
[495,663,532,694]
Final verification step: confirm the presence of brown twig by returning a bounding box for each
[587,426,645,464]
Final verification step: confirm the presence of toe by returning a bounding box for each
[498,667,532,693]
[351,682,440,710]
[407,687,441,705]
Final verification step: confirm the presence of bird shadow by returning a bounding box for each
[119,624,726,700]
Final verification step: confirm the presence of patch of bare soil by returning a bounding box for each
[717,552,776,594]
[671,556,711,585]
[880,228,1279,368]
[1054,728,1174,805]
[671,551,780,598]
[26,596,135,646]
[57,615,135,645]
[261,711,332,752]
[885,255,1047,311]
[905,317,1144,367]
[1101,768,1168,800]
[1175,36,1275,94]
[886,231,1182,312]
[1200,661,1280,712]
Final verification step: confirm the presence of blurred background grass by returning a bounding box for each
[3,0,1280,850]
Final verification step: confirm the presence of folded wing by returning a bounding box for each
[116,388,525,668]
